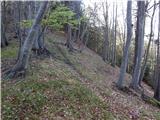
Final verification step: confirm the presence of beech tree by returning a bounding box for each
[1,1,8,47]
[102,1,109,62]
[111,2,117,66]
[65,24,75,51]
[130,1,146,90]
[154,2,160,101]
[14,1,23,60]
[5,1,48,78]
[117,1,132,88]
[139,2,156,86]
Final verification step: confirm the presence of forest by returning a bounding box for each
[1,0,160,119]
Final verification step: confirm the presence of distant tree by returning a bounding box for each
[64,1,82,19]
[46,5,78,51]
[66,24,75,51]
[111,2,117,67]
[117,1,132,88]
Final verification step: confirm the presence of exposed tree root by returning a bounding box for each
[141,93,160,108]
[114,81,160,108]
[32,47,51,56]
[3,67,26,79]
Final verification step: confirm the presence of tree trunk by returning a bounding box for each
[130,1,145,90]
[32,25,50,55]
[139,2,156,85]
[133,3,140,75]
[111,2,115,66]
[65,24,74,52]
[117,1,132,88]
[154,73,160,101]
[15,1,23,61]
[1,1,8,47]
[154,2,160,101]
[102,2,109,62]
[5,1,48,78]
[31,2,50,55]
[113,3,117,66]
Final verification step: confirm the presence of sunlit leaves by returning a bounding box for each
[20,20,33,28]
[47,5,78,30]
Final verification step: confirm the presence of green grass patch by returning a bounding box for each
[2,78,114,119]
[40,80,114,119]
[1,40,18,59]
[2,80,49,120]
[2,52,114,119]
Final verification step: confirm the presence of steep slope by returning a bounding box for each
[2,32,160,120]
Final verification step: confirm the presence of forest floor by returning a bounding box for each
[1,32,160,120]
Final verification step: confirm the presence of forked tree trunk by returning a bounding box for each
[130,1,145,90]
[139,2,156,85]
[117,1,132,88]
[32,25,50,55]
[5,1,48,78]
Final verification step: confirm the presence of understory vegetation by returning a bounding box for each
[1,1,160,120]
[2,33,160,120]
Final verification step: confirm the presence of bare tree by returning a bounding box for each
[1,1,8,47]
[154,2,160,101]
[102,1,109,62]
[117,1,132,88]
[65,24,75,52]
[113,2,117,66]
[14,1,23,61]
[139,1,156,86]
[130,1,146,90]
[5,1,48,78]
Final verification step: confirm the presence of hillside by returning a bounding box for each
[1,32,160,120]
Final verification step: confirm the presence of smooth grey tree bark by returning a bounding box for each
[113,3,117,66]
[5,1,48,78]
[111,2,115,66]
[30,1,50,55]
[117,1,132,88]
[66,24,74,52]
[130,1,145,90]
[1,1,8,47]
[133,17,139,74]
[102,2,109,62]
[154,2,160,101]
[154,74,160,101]
[139,2,156,86]
[15,1,23,61]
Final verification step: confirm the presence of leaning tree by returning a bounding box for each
[5,1,48,78]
